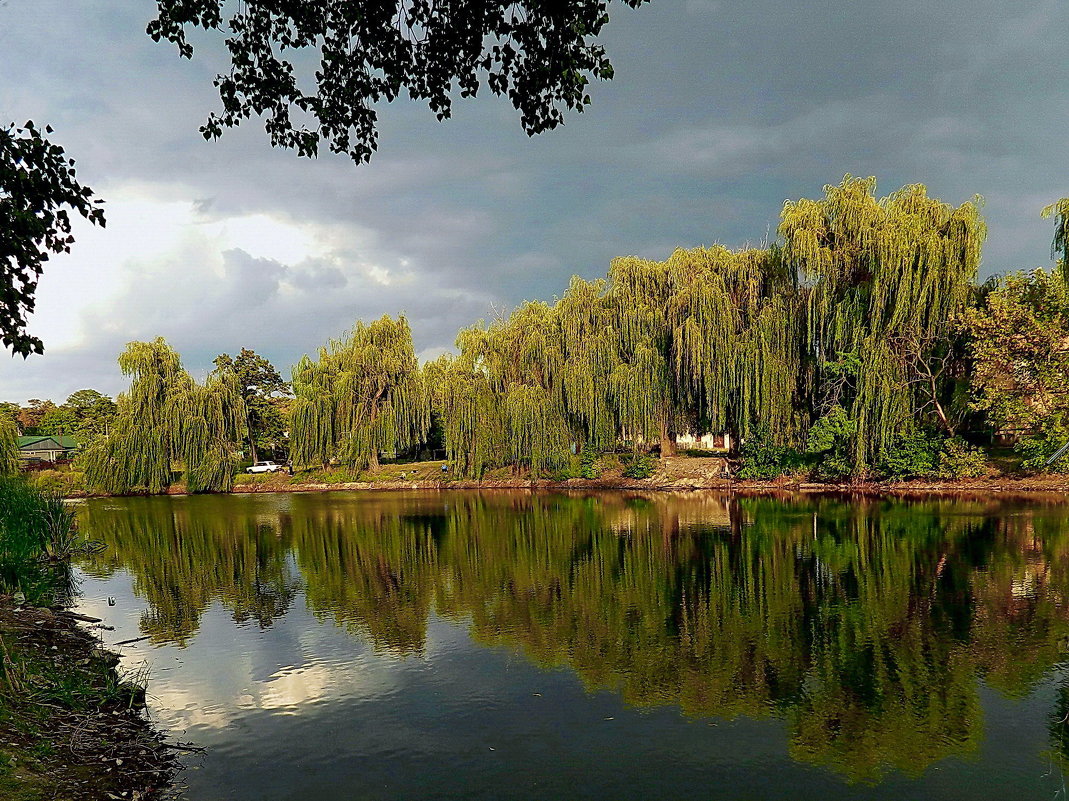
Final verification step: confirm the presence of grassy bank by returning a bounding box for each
[22,451,1069,499]
[0,477,175,799]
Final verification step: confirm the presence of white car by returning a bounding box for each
[247,461,285,474]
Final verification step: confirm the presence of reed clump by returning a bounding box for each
[0,477,78,607]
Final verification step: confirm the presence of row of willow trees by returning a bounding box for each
[76,176,1069,492]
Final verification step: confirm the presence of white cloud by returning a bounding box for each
[0,185,495,402]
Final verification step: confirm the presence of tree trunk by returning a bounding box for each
[660,419,677,457]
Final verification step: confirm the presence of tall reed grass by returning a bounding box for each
[0,477,77,606]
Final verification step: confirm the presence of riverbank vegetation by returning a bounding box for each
[8,176,1069,493]
[0,477,175,798]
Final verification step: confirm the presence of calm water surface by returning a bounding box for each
[72,491,1069,800]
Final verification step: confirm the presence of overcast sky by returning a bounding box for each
[1,0,1066,403]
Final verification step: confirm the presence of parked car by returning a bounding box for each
[247,461,285,474]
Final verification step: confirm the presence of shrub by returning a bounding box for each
[807,407,857,480]
[737,430,805,479]
[27,469,87,496]
[937,438,990,478]
[578,443,601,480]
[0,478,76,605]
[876,430,940,479]
[1016,429,1069,473]
[622,453,656,479]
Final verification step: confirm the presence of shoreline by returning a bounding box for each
[0,596,178,799]
[58,473,1069,500]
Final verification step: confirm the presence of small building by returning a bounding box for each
[17,435,79,465]
[675,432,733,452]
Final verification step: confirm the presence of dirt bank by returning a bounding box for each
[0,598,178,800]
[226,456,1069,497]
[58,456,1069,499]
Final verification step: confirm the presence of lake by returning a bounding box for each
[72,491,1069,800]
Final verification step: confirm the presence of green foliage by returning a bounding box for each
[0,477,74,605]
[578,442,601,480]
[82,338,246,494]
[1,122,105,355]
[737,429,805,479]
[149,0,651,162]
[215,348,290,462]
[37,405,77,436]
[26,469,86,496]
[61,389,116,441]
[621,453,656,479]
[781,176,985,475]
[964,269,1069,473]
[1042,198,1069,283]
[0,418,17,477]
[876,429,940,480]
[290,315,428,472]
[806,406,856,480]
[936,438,990,479]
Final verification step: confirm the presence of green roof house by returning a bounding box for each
[16,435,79,463]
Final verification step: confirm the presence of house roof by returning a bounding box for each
[16,435,79,450]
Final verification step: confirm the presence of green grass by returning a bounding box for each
[0,478,78,607]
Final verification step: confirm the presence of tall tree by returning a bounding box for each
[290,316,428,471]
[214,349,290,463]
[963,269,1069,468]
[17,398,55,435]
[1,122,104,355]
[37,405,78,437]
[779,176,985,475]
[82,338,246,493]
[149,0,651,163]
[63,389,117,440]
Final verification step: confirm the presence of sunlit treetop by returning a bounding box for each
[1042,198,1069,281]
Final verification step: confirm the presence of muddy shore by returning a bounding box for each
[0,598,178,800]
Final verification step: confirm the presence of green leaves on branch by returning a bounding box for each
[82,338,246,494]
[148,0,650,163]
[780,176,985,475]
[1,122,104,355]
[290,315,428,471]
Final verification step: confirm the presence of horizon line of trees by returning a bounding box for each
[5,175,1069,491]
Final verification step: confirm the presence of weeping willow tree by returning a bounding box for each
[605,255,677,453]
[663,245,803,444]
[289,315,429,472]
[1043,198,1069,281]
[82,338,246,494]
[556,276,621,450]
[607,245,802,454]
[430,352,506,479]
[779,176,986,475]
[436,303,572,478]
[0,417,18,476]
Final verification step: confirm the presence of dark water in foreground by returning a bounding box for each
[72,491,1069,800]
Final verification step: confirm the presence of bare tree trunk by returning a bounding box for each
[929,375,956,436]
[248,423,259,463]
[660,418,677,457]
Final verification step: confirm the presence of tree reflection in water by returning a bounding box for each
[78,491,1069,783]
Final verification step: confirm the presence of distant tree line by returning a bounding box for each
[10,175,1068,492]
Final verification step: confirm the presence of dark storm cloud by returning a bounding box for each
[0,0,1066,401]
